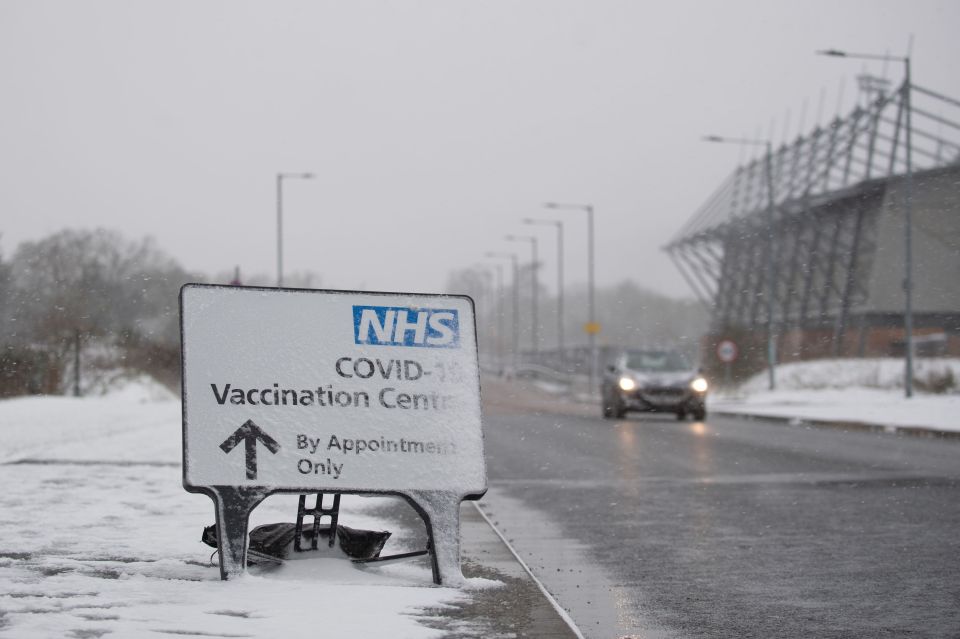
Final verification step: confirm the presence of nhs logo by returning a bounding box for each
[353,305,460,348]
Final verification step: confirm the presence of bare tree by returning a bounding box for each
[2,228,194,394]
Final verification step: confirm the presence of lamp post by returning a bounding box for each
[505,234,539,355]
[484,260,507,371]
[818,48,914,397]
[276,172,315,287]
[703,135,777,391]
[545,202,597,393]
[524,217,565,368]
[486,251,520,371]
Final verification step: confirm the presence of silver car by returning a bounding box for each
[601,349,708,420]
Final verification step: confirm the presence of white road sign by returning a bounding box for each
[181,284,486,497]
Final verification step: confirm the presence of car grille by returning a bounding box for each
[638,387,686,402]
[642,386,685,394]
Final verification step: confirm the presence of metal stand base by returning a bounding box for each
[202,487,469,586]
[208,486,270,580]
[295,493,341,551]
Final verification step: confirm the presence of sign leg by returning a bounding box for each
[408,491,465,587]
[208,486,270,580]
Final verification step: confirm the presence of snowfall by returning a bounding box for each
[0,376,494,638]
[3,358,958,638]
[711,357,960,434]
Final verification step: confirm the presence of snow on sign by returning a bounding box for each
[180,284,486,585]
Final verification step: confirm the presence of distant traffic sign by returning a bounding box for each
[181,284,486,585]
[583,321,601,335]
[716,339,738,363]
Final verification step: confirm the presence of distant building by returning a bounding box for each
[666,76,960,368]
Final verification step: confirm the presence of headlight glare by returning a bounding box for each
[618,377,636,391]
[691,377,709,393]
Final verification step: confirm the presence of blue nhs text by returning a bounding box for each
[353,306,460,348]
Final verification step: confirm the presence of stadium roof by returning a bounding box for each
[667,77,960,248]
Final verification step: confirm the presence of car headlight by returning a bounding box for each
[690,377,708,393]
[618,377,636,391]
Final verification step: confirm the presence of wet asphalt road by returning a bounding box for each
[479,399,960,638]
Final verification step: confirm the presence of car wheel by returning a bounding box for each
[602,399,614,419]
[675,410,687,421]
[602,392,626,419]
[601,390,615,419]
[613,399,627,419]
[692,408,706,421]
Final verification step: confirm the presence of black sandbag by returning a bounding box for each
[249,522,299,559]
[201,522,391,563]
[334,524,391,559]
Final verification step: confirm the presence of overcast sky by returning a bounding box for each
[2,1,959,298]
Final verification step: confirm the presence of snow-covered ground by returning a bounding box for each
[0,380,490,638]
[711,358,960,434]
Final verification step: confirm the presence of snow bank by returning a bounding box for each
[713,358,960,433]
[0,382,484,638]
[739,357,960,393]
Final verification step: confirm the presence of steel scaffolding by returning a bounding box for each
[666,77,960,353]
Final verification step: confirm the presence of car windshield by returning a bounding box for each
[625,351,690,372]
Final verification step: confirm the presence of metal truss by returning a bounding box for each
[666,77,960,348]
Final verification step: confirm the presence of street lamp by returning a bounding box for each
[545,202,598,394]
[276,172,315,287]
[483,260,507,371]
[524,217,565,367]
[703,135,777,391]
[818,48,914,398]
[485,251,521,371]
[505,234,539,355]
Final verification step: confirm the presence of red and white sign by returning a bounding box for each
[716,339,738,363]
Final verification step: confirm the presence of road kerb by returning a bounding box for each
[711,409,960,440]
